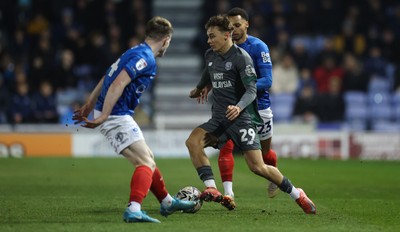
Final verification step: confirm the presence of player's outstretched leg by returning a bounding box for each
[263,149,279,198]
[220,195,236,210]
[160,198,197,217]
[243,150,316,214]
[200,187,223,202]
[149,167,196,217]
[123,209,161,223]
[295,188,316,214]
[218,139,236,210]
[124,165,160,222]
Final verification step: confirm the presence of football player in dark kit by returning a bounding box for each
[186,15,316,214]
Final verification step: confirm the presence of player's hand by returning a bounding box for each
[198,85,212,104]
[189,88,202,99]
[72,103,93,124]
[226,105,241,121]
[80,116,106,129]
[189,85,212,104]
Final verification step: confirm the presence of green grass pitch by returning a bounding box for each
[0,156,399,232]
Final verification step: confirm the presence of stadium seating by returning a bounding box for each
[368,92,391,106]
[344,91,367,105]
[271,93,296,105]
[270,93,295,122]
[394,107,400,122]
[369,104,393,121]
[272,104,293,122]
[393,93,400,122]
[342,121,367,131]
[344,91,368,130]
[392,92,400,106]
[345,104,368,122]
[371,120,400,132]
[368,78,391,93]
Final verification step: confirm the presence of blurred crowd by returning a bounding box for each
[194,0,400,129]
[1,0,399,130]
[0,0,151,124]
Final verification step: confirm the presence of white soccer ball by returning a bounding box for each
[175,186,203,213]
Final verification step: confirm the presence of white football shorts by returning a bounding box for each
[94,110,144,154]
[257,108,274,141]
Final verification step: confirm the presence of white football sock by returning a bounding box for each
[161,194,174,207]
[128,201,141,212]
[204,179,217,188]
[289,187,300,200]
[223,181,234,197]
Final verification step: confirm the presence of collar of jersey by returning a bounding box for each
[220,45,237,60]
[141,42,151,49]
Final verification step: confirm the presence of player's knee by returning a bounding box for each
[131,153,156,171]
[150,160,156,170]
[185,137,192,149]
[141,152,156,169]
[248,163,265,176]
[185,137,199,151]
[144,160,156,171]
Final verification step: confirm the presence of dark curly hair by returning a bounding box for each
[226,7,249,21]
[205,15,233,33]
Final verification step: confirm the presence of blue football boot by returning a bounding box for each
[160,198,196,217]
[123,209,161,223]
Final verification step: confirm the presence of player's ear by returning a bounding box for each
[162,35,171,46]
[245,21,249,29]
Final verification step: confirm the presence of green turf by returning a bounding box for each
[0,156,399,232]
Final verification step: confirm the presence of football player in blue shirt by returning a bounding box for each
[72,16,195,223]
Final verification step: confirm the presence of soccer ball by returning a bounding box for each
[175,186,203,213]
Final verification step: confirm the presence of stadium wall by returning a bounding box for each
[0,127,399,160]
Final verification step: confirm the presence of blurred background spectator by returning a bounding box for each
[9,80,34,124]
[0,74,9,123]
[193,0,399,131]
[0,0,399,131]
[0,0,152,125]
[317,77,345,123]
[33,80,59,123]
[293,84,318,124]
[271,52,298,94]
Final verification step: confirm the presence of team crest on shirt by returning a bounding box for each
[245,65,256,76]
[136,58,147,70]
[225,62,232,70]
